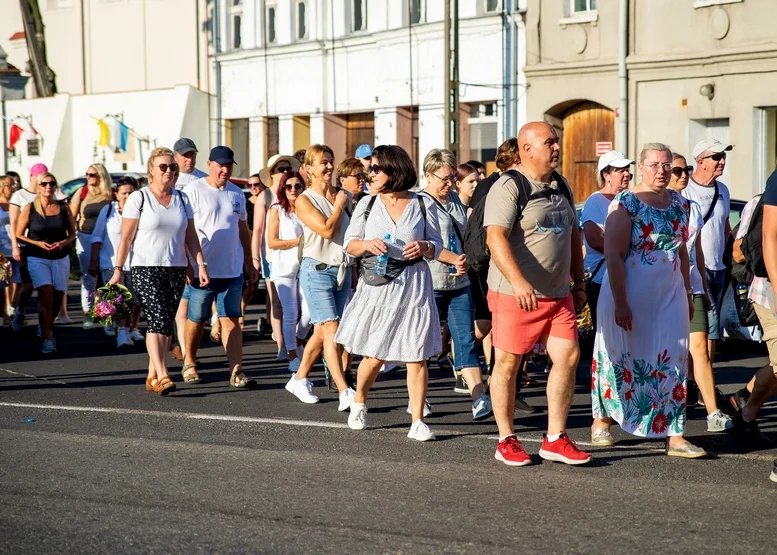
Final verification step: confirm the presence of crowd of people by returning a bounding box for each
[2,124,776,482]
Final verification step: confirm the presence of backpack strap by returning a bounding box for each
[80,185,88,201]
[419,191,461,244]
[701,181,720,224]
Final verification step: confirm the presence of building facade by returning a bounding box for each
[215,0,528,180]
[524,0,777,202]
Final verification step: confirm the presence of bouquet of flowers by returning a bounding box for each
[0,253,11,287]
[572,275,594,339]
[89,283,133,327]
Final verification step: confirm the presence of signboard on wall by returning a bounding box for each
[595,141,613,156]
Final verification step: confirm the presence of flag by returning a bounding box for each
[97,119,111,147]
[115,120,129,152]
[8,123,23,151]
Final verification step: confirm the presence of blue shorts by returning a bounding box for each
[434,287,480,370]
[299,257,352,324]
[185,276,243,323]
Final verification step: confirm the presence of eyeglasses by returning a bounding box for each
[39,181,57,187]
[432,172,457,184]
[284,183,303,191]
[645,163,673,172]
[85,172,98,178]
[701,152,726,162]
[273,166,293,174]
[368,165,382,175]
[156,163,180,173]
[671,166,694,177]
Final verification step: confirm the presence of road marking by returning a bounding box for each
[0,367,72,387]
[0,401,774,461]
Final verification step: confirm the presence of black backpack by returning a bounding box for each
[462,169,573,273]
[741,195,767,279]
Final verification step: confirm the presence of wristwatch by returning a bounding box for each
[198,261,208,267]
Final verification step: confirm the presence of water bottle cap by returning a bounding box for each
[383,233,391,239]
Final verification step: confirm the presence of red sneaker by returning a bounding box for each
[539,433,592,465]
[495,435,533,466]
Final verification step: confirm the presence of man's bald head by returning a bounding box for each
[517,121,561,179]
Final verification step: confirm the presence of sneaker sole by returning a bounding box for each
[591,438,615,447]
[494,451,532,467]
[666,450,707,459]
[706,424,733,433]
[408,432,436,441]
[348,419,367,430]
[284,381,319,404]
[472,408,493,421]
[453,387,470,394]
[770,471,777,483]
[538,449,592,465]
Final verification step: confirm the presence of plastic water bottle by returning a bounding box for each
[374,233,391,276]
[448,231,459,274]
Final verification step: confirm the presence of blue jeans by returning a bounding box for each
[299,258,352,324]
[706,268,726,340]
[434,287,480,370]
[185,276,243,323]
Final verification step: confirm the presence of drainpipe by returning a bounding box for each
[214,0,223,144]
[617,0,628,153]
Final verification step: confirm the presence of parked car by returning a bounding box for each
[576,198,746,230]
[59,172,148,198]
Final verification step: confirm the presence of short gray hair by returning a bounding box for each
[423,149,457,175]
[639,142,672,164]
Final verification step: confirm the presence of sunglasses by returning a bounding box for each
[368,165,382,175]
[284,183,303,191]
[39,181,57,187]
[273,166,293,174]
[702,152,726,162]
[85,172,98,178]
[248,182,262,188]
[671,166,694,177]
[157,163,180,173]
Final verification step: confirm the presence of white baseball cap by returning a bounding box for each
[597,150,634,172]
[692,138,733,160]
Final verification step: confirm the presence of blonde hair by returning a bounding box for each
[32,172,58,217]
[147,147,175,184]
[304,144,335,185]
[423,149,457,175]
[86,163,114,202]
[639,143,672,164]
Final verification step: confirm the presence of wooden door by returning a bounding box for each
[346,113,375,159]
[561,102,614,202]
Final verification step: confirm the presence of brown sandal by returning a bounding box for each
[154,376,176,396]
[145,377,158,391]
[181,363,202,384]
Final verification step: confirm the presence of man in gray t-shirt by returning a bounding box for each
[484,122,590,467]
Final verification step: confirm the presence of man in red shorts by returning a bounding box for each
[485,121,591,466]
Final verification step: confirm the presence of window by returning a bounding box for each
[571,0,596,13]
[267,5,277,44]
[228,0,243,49]
[485,0,500,12]
[226,118,249,178]
[296,1,307,40]
[410,0,426,24]
[352,0,367,32]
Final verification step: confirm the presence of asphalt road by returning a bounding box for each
[1,288,776,554]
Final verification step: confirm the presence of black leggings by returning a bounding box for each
[132,266,186,336]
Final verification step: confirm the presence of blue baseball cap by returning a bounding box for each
[354,144,373,159]
[209,146,236,165]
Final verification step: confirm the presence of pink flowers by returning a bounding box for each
[89,283,133,326]
[94,300,117,318]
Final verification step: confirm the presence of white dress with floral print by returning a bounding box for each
[591,190,690,438]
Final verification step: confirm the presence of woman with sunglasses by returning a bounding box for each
[336,145,450,440]
[15,173,77,353]
[292,144,356,410]
[240,173,267,331]
[267,172,313,384]
[88,176,144,349]
[669,153,732,433]
[109,147,209,395]
[70,163,113,331]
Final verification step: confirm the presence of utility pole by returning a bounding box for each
[443,0,459,158]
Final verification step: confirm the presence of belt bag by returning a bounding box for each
[360,255,423,286]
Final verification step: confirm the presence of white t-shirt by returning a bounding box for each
[10,187,67,210]
[686,199,705,294]
[90,201,129,271]
[175,168,208,190]
[682,178,730,271]
[122,188,193,267]
[581,191,612,285]
[183,177,247,279]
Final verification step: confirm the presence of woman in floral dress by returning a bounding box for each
[591,143,706,458]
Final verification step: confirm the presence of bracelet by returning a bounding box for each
[686,288,693,295]
[252,257,261,262]
[113,266,123,272]
[573,278,585,284]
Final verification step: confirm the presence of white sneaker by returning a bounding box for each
[406,399,433,417]
[57,315,73,325]
[83,316,95,330]
[472,394,493,420]
[348,403,368,430]
[116,328,134,348]
[129,328,144,342]
[285,375,319,404]
[41,339,56,354]
[6,306,15,318]
[707,409,733,432]
[407,420,436,441]
[104,325,117,337]
[338,387,356,412]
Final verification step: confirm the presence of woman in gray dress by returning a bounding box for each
[336,145,457,441]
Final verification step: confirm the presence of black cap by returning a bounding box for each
[174,138,198,155]
[209,146,236,165]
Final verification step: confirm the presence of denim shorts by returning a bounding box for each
[299,257,352,324]
[434,287,480,370]
[185,275,243,323]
